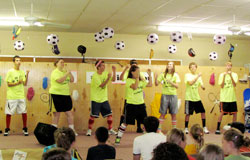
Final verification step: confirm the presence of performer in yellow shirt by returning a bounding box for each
[184,62,209,134]
[4,55,30,136]
[49,58,77,135]
[86,60,117,136]
[215,61,238,134]
[155,61,180,131]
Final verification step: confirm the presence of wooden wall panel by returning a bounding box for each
[0,62,248,134]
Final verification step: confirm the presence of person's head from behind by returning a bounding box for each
[222,128,248,155]
[13,55,21,68]
[95,126,109,143]
[54,127,76,151]
[128,65,140,79]
[228,122,245,134]
[167,128,186,149]
[42,148,71,160]
[152,142,188,160]
[130,59,138,66]
[143,116,159,133]
[197,144,224,160]
[190,124,204,149]
[95,60,105,72]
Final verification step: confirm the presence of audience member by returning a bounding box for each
[167,128,196,160]
[222,129,250,160]
[185,124,204,155]
[152,142,189,160]
[43,127,81,160]
[86,126,116,160]
[197,144,224,160]
[133,116,166,160]
[42,148,71,160]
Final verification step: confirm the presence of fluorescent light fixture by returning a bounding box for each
[158,24,233,35]
[0,17,29,26]
[34,22,44,27]
[243,31,250,36]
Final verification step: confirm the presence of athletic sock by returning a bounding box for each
[202,119,206,127]
[88,116,95,129]
[117,124,126,138]
[6,114,11,129]
[22,113,27,128]
[107,115,113,130]
[172,120,177,128]
[185,121,189,128]
[217,122,221,130]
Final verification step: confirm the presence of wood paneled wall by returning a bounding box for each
[0,62,248,134]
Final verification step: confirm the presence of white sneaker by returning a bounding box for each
[86,129,92,136]
[203,127,210,134]
[109,129,117,135]
[184,128,189,134]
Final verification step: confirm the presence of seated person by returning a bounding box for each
[185,124,204,155]
[42,148,71,160]
[86,126,116,160]
[43,127,82,160]
[223,122,250,152]
[133,116,166,160]
[197,144,224,160]
[167,128,196,160]
[152,142,189,160]
[222,128,250,160]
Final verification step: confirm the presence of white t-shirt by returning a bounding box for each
[133,132,166,160]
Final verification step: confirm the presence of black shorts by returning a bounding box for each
[124,103,147,125]
[185,100,205,115]
[220,102,237,115]
[50,94,72,112]
[91,101,112,118]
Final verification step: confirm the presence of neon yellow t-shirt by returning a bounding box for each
[126,78,147,104]
[218,72,238,102]
[91,71,110,103]
[5,69,26,100]
[49,68,71,95]
[123,71,145,100]
[185,73,203,101]
[157,72,180,95]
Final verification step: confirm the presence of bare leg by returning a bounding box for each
[232,113,237,122]
[65,111,74,125]
[52,112,60,126]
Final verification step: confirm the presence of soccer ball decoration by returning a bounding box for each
[213,35,226,45]
[209,51,218,61]
[170,31,183,43]
[47,34,59,45]
[94,32,104,42]
[168,44,177,54]
[147,33,159,44]
[115,41,125,50]
[102,27,114,39]
[14,40,25,51]
[188,48,195,57]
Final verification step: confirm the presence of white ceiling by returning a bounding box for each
[1,0,250,35]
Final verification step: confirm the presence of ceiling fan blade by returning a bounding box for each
[40,22,71,29]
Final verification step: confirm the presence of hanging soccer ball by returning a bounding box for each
[188,48,195,57]
[102,27,114,39]
[94,32,104,42]
[168,44,177,54]
[14,40,25,51]
[209,51,218,61]
[147,33,159,44]
[213,35,226,44]
[170,31,183,43]
[115,41,125,50]
[47,34,59,45]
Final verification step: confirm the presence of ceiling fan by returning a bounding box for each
[24,16,71,29]
[23,2,71,29]
[227,15,250,35]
